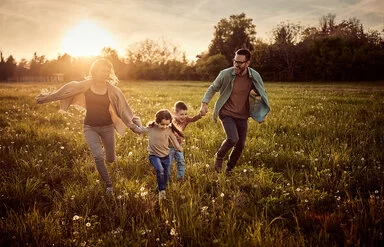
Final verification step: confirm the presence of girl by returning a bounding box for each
[36,58,140,193]
[132,109,183,200]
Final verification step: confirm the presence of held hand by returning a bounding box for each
[128,122,138,129]
[132,116,142,127]
[259,115,268,124]
[35,94,48,104]
[199,103,208,116]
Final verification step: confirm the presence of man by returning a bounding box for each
[199,48,270,173]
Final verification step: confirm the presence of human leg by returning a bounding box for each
[174,151,186,179]
[84,125,112,188]
[215,115,239,171]
[168,147,176,178]
[226,118,248,172]
[160,155,171,189]
[99,124,115,163]
[149,155,166,191]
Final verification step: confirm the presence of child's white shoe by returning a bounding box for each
[159,190,166,200]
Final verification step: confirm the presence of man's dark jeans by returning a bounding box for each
[216,115,248,171]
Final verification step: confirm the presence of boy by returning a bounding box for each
[168,101,202,182]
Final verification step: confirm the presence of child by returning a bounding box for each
[168,101,202,182]
[131,109,183,200]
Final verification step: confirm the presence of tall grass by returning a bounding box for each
[0,81,383,246]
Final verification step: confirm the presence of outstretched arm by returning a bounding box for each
[130,124,149,134]
[35,94,51,104]
[129,116,143,131]
[169,133,183,152]
[35,80,92,104]
[188,112,203,122]
[200,71,224,116]
[199,103,208,116]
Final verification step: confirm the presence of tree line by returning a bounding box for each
[1,13,383,82]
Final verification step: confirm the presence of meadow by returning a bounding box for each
[0,81,383,246]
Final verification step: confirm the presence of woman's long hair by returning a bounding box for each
[148,109,184,137]
[86,58,119,85]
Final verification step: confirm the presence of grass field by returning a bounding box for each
[0,81,383,246]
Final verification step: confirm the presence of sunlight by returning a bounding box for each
[60,20,116,57]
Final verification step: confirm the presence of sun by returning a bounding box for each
[61,20,116,57]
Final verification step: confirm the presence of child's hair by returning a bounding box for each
[174,101,188,112]
[86,58,119,85]
[148,109,184,137]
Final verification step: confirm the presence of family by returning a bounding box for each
[35,48,270,200]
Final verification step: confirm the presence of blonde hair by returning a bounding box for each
[86,58,119,85]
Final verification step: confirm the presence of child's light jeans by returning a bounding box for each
[168,147,186,179]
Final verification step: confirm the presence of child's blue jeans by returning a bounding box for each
[149,155,170,191]
[168,147,185,179]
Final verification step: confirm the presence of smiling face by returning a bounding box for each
[174,109,188,122]
[94,66,111,83]
[233,54,250,76]
[157,119,171,129]
[89,59,113,84]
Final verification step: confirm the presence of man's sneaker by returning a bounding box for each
[106,187,114,195]
[214,155,224,172]
[177,177,185,183]
[159,190,166,200]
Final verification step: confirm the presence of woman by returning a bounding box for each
[36,58,140,193]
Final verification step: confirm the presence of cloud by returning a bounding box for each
[0,0,382,60]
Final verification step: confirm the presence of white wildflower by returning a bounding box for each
[170,228,177,236]
[72,215,81,221]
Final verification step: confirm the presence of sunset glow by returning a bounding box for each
[60,20,116,57]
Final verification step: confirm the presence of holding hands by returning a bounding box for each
[199,102,208,116]
[35,94,49,104]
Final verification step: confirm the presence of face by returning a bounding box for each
[175,109,187,121]
[157,119,171,129]
[94,66,111,83]
[233,54,250,75]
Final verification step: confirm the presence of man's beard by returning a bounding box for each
[235,66,246,75]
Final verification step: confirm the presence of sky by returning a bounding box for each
[0,0,383,62]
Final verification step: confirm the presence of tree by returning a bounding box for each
[208,13,257,64]
[16,58,29,79]
[100,47,126,79]
[0,52,5,81]
[126,38,183,65]
[29,52,46,76]
[320,13,336,35]
[195,53,228,81]
[270,21,303,81]
[5,55,17,79]
[125,38,188,80]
